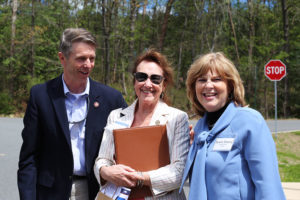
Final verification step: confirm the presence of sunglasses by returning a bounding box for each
[134,72,164,85]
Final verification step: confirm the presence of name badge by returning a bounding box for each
[213,138,235,151]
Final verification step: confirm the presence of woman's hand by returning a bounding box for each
[189,124,194,145]
[100,164,142,187]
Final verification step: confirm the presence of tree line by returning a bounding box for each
[0,0,299,118]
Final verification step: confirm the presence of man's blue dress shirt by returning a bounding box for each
[63,75,89,176]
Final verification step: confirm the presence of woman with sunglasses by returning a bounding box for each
[94,49,189,199]
[179,52,285,199]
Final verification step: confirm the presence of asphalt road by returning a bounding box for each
[0,117,299,200]
[0,118,23,200]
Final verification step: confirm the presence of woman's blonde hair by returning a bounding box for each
[186,52,246,116]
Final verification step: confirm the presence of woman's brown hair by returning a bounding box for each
[132,49,174,104]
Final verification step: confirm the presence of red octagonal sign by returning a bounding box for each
[264,60,286,81]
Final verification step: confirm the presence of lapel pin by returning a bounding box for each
[94,101,99,108]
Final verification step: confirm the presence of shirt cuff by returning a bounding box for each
[93,158,114,186]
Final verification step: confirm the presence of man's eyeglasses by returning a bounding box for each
[68,97,90,124]
[134,72,164,85]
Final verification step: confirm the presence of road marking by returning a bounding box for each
[0,153,6,157]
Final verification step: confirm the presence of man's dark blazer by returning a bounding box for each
[17,75,127,200]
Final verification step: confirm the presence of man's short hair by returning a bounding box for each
[59,28,97,58]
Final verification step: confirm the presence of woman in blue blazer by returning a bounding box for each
[180,52,285,199]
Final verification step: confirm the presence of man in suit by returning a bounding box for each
[17,28,127,200]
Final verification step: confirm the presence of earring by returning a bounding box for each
[160,92,164,99]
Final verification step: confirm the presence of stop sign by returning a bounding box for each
[264,60,286,81]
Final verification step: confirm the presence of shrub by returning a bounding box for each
[0,92,16,115]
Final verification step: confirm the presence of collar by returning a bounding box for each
[194,102,238,142]
[62,74,90,97]
[118,99,170,126]
[207,102,229,130]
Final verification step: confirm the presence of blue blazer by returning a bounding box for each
[17,75,127,200]
[180,102,285,200]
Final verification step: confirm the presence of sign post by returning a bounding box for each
[264,60,286,138]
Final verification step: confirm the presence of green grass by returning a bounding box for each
[279,164,300,182]
[274,131,300,182]
[293,132,300,136]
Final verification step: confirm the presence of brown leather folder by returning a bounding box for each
[113,125,170,199]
